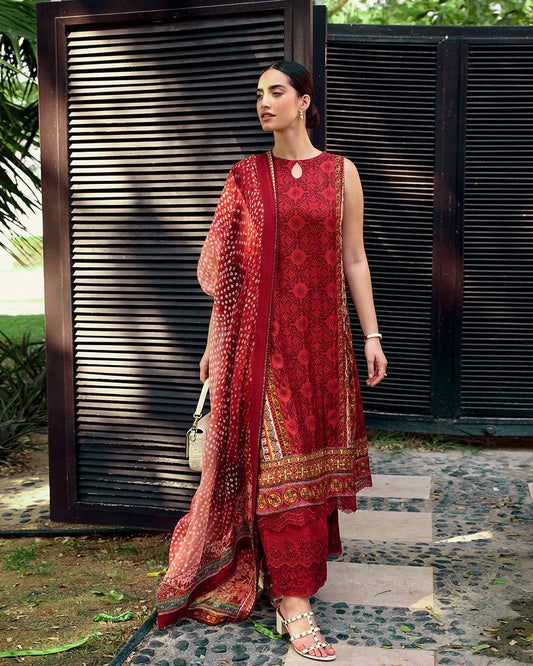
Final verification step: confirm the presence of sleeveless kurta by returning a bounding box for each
[256,152,371,597]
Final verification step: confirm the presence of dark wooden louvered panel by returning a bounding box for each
[326,40,437,413]
[461,42,533,417]
[67,14,285,509]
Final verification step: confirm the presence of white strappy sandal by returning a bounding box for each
[276,608,336,662]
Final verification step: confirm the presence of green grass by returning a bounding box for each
[0,314,44,342]
[115,541,139,557]
[2,544,39,574]
[369,430,479,453]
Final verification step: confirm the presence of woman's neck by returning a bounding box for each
[271,128,321,161]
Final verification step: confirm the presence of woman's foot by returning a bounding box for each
[278,596,336,660]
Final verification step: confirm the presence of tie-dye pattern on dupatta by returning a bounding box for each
[156,154,276,627]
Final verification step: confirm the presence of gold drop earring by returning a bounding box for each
[299,109,304,120]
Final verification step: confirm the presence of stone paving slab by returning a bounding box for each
[2,443,531,664]
[359,475,432,500]
[285,643,436,665]
[316,562,435,610]
[339,510,433,543]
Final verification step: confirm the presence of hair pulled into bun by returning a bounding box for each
[265,60,320,130]
[304,102,320,129]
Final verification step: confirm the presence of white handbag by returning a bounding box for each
[185,379,210,472]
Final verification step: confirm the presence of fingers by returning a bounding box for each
[372,363,387,386]
[365,353,388,387]
[199,359,209,384]
[366,357,375,381]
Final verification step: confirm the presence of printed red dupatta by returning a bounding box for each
[155,153,276,627]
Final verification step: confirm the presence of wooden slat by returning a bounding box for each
[327,40,437,413]
[461,42,533,416]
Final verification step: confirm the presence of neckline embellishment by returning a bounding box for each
[270,150,325,179]
[291,162,303,179]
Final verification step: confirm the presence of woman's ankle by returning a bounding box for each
[280,596,311,613]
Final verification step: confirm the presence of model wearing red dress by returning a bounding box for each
[156,151,371,627]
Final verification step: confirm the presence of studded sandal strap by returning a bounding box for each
[299,642,333,655]
[308,625,332,646]
[284,610,314,625]
[285,613,333,654]
[289,628,314,642]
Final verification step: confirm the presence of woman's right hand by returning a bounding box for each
[199,349,210,384]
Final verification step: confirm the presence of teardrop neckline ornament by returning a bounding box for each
[291,161,303,179]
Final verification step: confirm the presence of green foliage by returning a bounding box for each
[0,315,45,343]
[0,330,47,462]
[9,235,43,266]
[115,541,140,557]
[0,0,41,263]
[325,0,533,25]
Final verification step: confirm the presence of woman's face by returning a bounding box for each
[256,69,307,131]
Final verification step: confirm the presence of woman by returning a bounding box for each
[156,61,387,662]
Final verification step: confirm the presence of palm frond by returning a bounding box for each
[0,0,40,263]
[0,0,38,42]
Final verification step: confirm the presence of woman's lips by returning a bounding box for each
[262,114,275,120]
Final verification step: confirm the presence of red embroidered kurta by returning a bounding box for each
[256,152,371,597]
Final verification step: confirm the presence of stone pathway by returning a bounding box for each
[126,448,533,666]
[1,446,531,664]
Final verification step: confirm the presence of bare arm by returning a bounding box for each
[342,158,387,387]
[199,305,214,383]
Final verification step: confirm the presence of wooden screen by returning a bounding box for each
[37,0,313,528]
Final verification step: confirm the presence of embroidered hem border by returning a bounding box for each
[257,439,370,516]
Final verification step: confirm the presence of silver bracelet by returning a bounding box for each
[364,332,382,340]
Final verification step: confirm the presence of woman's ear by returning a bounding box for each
[300,94,311,112]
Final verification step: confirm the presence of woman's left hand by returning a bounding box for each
[365,339,387,387]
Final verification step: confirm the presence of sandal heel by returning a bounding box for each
[276,608,336,662]
[276,609,288,636]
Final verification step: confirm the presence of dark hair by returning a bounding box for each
[265,60,320,129]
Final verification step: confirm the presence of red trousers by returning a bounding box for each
[257,508,342,598]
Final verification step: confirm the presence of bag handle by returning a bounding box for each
[192,378,209,428]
